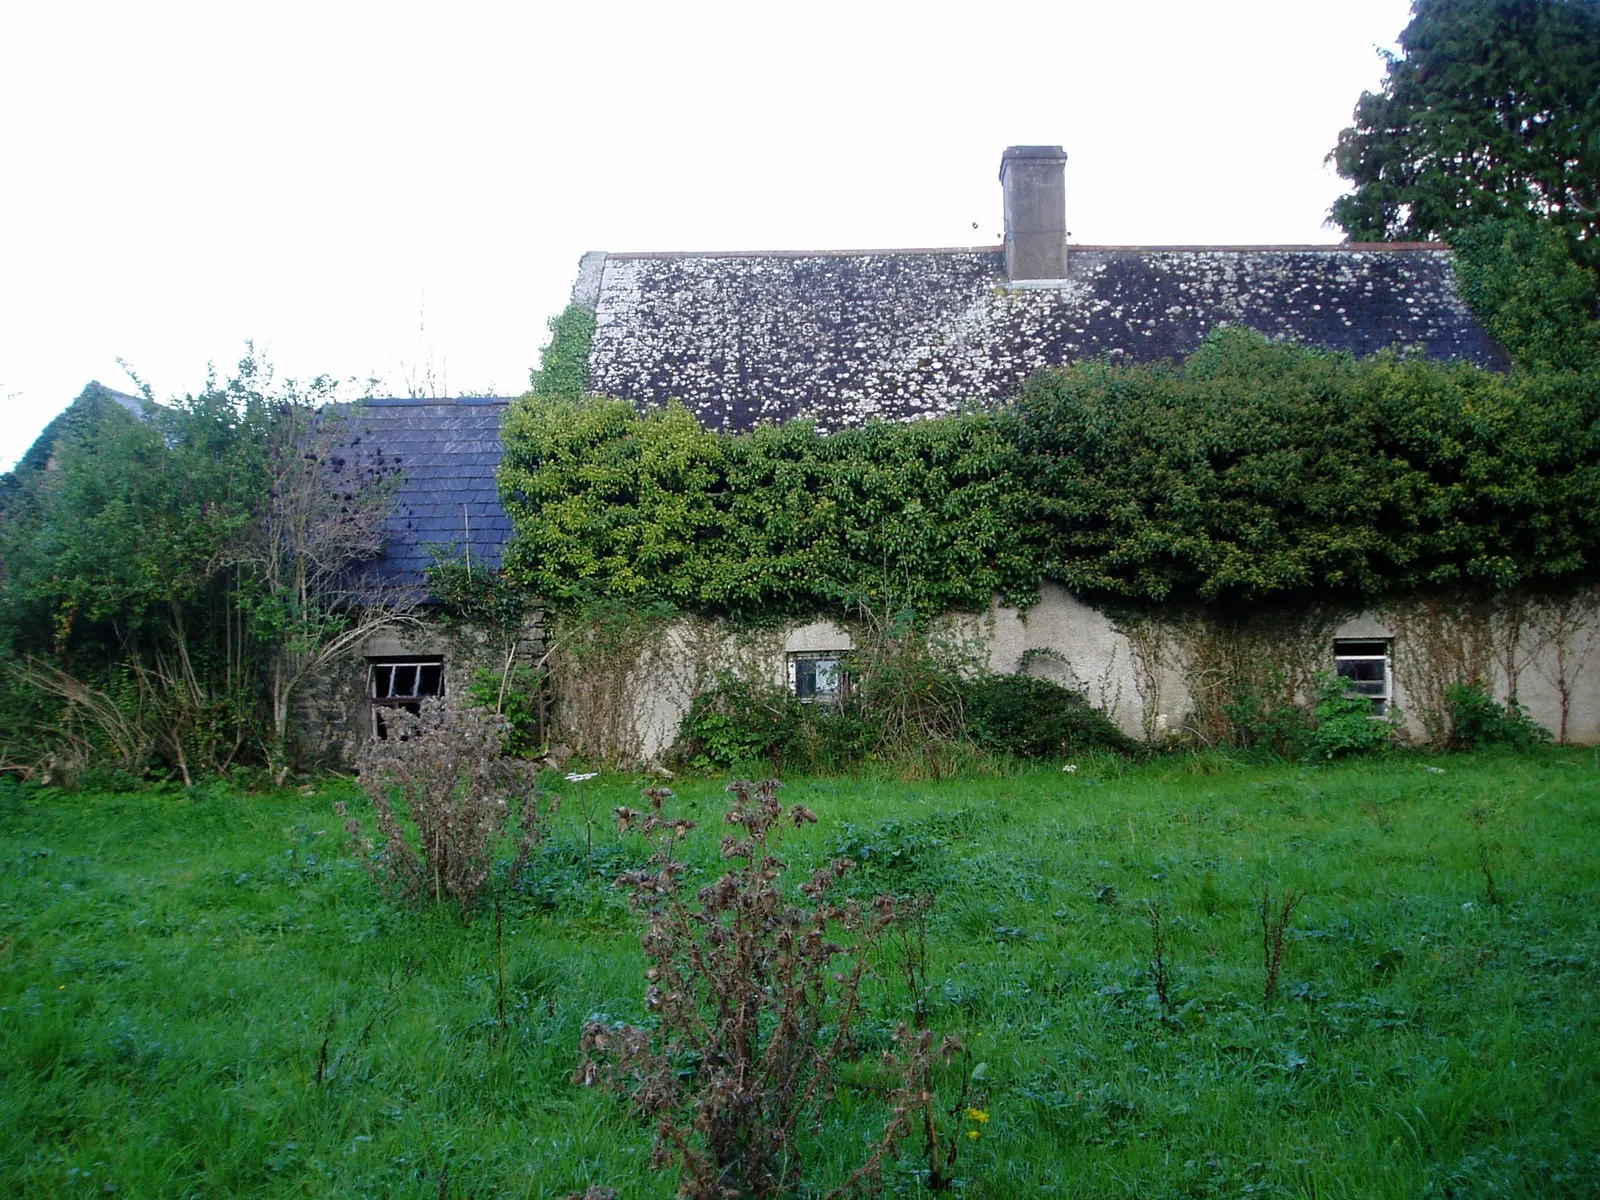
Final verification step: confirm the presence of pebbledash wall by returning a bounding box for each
[579,585,1600,766]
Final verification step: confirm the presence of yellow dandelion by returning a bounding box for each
[966,1107,989,1124]
[967,1129,982,1141]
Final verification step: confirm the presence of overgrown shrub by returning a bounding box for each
[785,704,879,775]
[1,360,410,783]
[341,700,553,917]
[466,665,546,758]
[672,674,804,772]
[844,603,995,780]
[674,657,1140,778]
[1220,674,1312,760]
[1444,680,1551,751]
[1307,670,1396,760]
[673,674,882,776]
[573,780,912,1198]
[960,674,1140,760]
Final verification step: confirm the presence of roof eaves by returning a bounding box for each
[604,245,1002,261]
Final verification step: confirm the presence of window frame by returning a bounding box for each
[1333,639,1392,717]
[786,651,850,705]
[367,655,445,738]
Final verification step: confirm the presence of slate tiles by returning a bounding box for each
[352,398,512,588]
[586,245,1506,432]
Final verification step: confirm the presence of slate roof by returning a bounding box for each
[356,397,512,589]
[581,244,1507,432]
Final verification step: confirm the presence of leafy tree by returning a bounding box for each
[221,358,414,776]
[1329,0,1600,276]
[1,355,411,782]
[0,378,271,780]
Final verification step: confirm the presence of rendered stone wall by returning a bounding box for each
[296,587,1598,766]
[296,615,545,768]
[593,585,1600,764]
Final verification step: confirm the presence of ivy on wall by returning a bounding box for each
[528,304,598,401]
[499,396,1045,618]
[1009,330,1600,602]
[499,329,1600,619]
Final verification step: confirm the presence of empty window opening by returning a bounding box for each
[789,653,848,704]
[1334,639,1391,716]
[369,656,444,738]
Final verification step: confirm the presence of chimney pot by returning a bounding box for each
[999,145,1068,281]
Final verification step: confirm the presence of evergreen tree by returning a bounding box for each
[1329,0,1600,274]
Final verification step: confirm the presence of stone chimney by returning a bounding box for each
[999,145,1068,281]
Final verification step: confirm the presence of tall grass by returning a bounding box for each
[1,750,1597,1197]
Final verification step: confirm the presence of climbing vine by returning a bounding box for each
[499,397,1046,619]
[498,329,1600,621]
[528,304,597,400]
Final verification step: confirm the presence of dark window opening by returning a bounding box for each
[369,656,445,738]
[788,653,849,704]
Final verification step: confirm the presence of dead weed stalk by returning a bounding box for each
[1258,882,1305,1008]
[573,779,921,1199]
[340,699,555,918]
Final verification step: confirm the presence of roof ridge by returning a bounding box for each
[601,242,1449,261]
[364,396,512,408]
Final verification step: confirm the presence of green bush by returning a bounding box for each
[1307,670,1396,760]
[672,675,806,772]
[785,705,880,775]
[960,674,1140,760]
[466,665,546,759]
[1221,674,1312,760]
[1445,680,1551,751]
[675,669,1140,776]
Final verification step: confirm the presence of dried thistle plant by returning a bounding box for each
[1147,897,1173,1016]
[340,699,554,917]
[1258,881,1306,1008]
[573,779,912,1199]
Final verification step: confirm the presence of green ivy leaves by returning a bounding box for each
[499,329,1600,618]
[499,397,1045,618]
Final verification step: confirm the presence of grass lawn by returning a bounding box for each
[2,749,1598,1198]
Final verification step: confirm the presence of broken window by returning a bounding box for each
[788,653,848,704]
[369,656,445,738]
[1334,639,1391,716]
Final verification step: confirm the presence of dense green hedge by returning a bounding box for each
[499,397,1044,617]
[1009,331,1600,601]
[499,329,1600,617]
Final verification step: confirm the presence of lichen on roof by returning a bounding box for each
[583,245,1504,432]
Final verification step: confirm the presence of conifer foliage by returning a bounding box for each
[1329,0,1600,275]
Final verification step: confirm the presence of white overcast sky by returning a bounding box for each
[0,0,1411,470]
